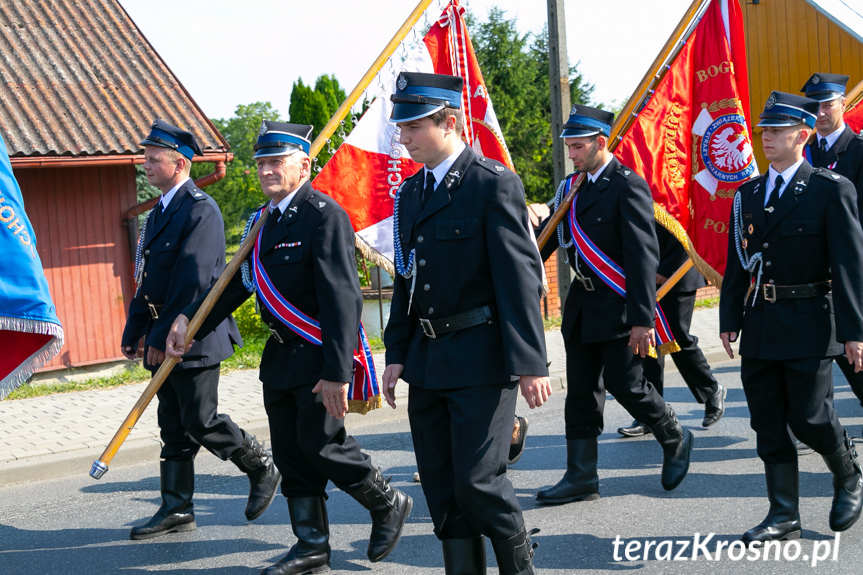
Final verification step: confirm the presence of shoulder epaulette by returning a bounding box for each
[190,187,208,201]
[306,192,333,212]
[477,156,509,176]
[812,168,844,181]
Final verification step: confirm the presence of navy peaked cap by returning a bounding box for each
[801,73,850,102]
[139,119,202,160]
[561,105,614,138]
[254,121,313,159]
[390,72,463,123]
[757,91,819,129]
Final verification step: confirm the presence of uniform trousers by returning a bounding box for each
[407,382,522,540]
[564,333,666,439]
[263,383,372,499]
[741,356,844,464]
[642,290,719,401]
[156,364,244,461]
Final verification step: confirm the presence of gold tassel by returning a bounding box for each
[653,202,724,288]
[355,235,395,276]
[656,340,682,356]
[348,394,384,415]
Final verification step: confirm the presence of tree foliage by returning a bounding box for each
[469,7,594,203]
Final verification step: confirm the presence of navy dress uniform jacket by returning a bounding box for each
[719,162,863,360]
[810,126,863,217]
[540,157,659,343]
[122,179,241,371]
[384,147,549,387]
[192,180,362,389]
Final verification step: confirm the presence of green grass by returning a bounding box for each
[695,296,720,309]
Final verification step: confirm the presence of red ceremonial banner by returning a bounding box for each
[615,0,754,277]
[846,99,863,134]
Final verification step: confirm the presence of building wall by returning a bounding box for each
[17,165,137,370]
[742,0,863,169]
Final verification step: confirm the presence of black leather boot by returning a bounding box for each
[742,461,801,544]
[536,438,600,505]
[822,433,863,532]
[702,384,726,427]
[650,404,693,490]
[262,497,330,575]
[230,431,281,520]
[442,536,487,575]
[618,420,651,437]
[130,459,196,540]
[348,467,413,562]
[490,526,537,575]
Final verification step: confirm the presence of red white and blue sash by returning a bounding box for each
[250,208,381,413]
[805,145,837,170]
[565,175,679,356]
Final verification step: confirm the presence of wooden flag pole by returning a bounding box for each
[537,0,708,253]
[309,0,437,159]
[90,0,440,481]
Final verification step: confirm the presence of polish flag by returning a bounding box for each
[313,0,512,268]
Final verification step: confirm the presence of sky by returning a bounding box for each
[118,0,693,121]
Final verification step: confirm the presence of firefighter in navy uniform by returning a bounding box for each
[167,121,411,575]
[381,72,552,575]
[617,225,726,437]
[121,120,279,540]
[802,73,863,428]
[535,105,693,505]
[720,91,863,543]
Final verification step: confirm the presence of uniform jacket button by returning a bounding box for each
[597,217,602,222]
[165,242,171,247]
[417,235,424,243]
[284,255,290,261]
[454,228,460,235]
[765,261,772,267]
[762,242,769,249]
[143,272,148,277]
[144,249,150,255]
[423,283,430,291]
[797,227,803,232]
[144,295,150,301]
[823,304,829,310]
[419,259,426,267]
[428,307,434,314]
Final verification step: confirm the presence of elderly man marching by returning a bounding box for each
[167,121,411,574]
[720,91,863,543]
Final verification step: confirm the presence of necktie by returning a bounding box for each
[764,175,783,218]
[151,203,161,226]
[422,172,436,206]
[820,138,828,153]
[263,208,281,240]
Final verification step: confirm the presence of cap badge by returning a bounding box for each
[766,93,776,109]
[812,75,821,85]
[397,74,408,91]
[259,121,267,136]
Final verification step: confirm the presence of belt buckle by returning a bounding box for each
[419,318,437,339]
[269,327,285,343]
[763,283,777,303]
[147,303,159,319]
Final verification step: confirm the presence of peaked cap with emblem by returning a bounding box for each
[254,121,313,159]
[139,119,203,160]
[390,72,463,123]
[756,91,819,129]
[560,105,614,138]
[801,73,850,102]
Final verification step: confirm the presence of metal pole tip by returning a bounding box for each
[90,460,108,480]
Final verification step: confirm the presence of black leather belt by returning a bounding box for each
[148,303,164,319]
[418,305,495,339]
[762,281,831,303]
[268,325,298,344]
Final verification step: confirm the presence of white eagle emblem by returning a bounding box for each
[318,201,326,208]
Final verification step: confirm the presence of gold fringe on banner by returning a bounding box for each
[355,235,395,276]
[653,202,723,288]
[349,394,384,415]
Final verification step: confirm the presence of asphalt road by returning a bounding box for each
[2,358,863,574]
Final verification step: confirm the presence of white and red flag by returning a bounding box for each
[313,0,512,267]
[615,0,755,278]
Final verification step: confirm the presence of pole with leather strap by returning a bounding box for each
[90,0,438,480]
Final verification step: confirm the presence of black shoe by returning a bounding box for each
[742,462,801,544]
[536,438,600,505]
[618,420,651,437]
[822,433,863,532]
[796,440,815,456]
[508,416,529,465]
[490,526,538,575]
[262,497,330,575]
[231,431,281,521]
[442,536,487,575]
[130,459,196,540]
[702,385,726,427]
[349,467,413,562]
[650,404,693,491]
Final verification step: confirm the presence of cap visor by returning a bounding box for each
[560,127,600,138]
[253,147,302,159]
[390,103,445,123]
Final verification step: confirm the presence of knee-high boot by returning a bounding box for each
[262,497,330,575]
[822,433,863,532]
[490,526,537,575]
[650,404,693,490]
[130,459,196,540]
[535,438,600,505]
[348,467,413,562]
[742,461,801,544]
[442,536,487,575]
[230,430,281,520]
